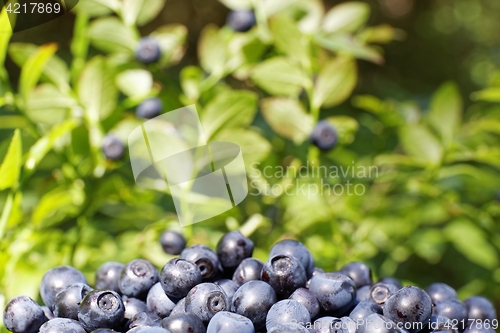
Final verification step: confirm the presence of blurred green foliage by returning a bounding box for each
[0,0,500,330]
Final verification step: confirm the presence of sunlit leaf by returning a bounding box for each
[322,2,370,33]
[0,129,22,191]
[428,81,462,147]
[313,56,357,108]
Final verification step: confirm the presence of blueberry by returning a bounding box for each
[78,290,125,332]
[266,299,311,331]
[433,299,467,330]
[185,282,229,323]
[308,272,357,316]
[383,286,433,333]
[261,254,307,299]
[53,283,93,320]
[3,296,47,333]
[341,262,372,288]
[39,318,86,333]
[102,134,125,161]
[423,315,459,333]
[207,311,254,333]
[136,98,163,120]
[269,240,314,279]
[232,258,263,286]
[267,323,309,333]
[41,306,55,320]
[289,287,321,319]
[119,259,159,300]
[159,231,186,255]
[425,283,458,304]
[231,280,278,330]
[380,277,403,290]
[464,296,497,321]
[40,266,88,310]
[370,282,400,306]
[123,297,147,320]
[161,313,206,333]
[357,313,399,333]
[226,10,256,32]
[310,316,356,333]
[135,37,161,64]
[349,301,383,322]
[357,285,372,302]
[146,282,176,318]
[180,245,221,281]
[128,311,162,329]
[127,327,171,333]
[214,279,239,303]
[95,262,125,293]
[160,258,202,299]
[216,231,254,272]
[169,297,188,316]
[310,121,338,151]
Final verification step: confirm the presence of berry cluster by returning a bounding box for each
[3,231,497,333]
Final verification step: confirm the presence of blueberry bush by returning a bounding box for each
[0,0,499,330]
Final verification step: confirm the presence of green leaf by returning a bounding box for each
[201,90,258,138]
[74,0,119,17]
[322,2,370,33]
[212,128,272,166]
[428,81,462,146]
[0,8,13,71]
[260,97,314,143]
[358,24,406,44]
[471,87,500,102]
[445,219,498,270]
[313,56,357,108]
[9,43,70,93]
[121,0,166,26]
[116,69,152,98]
[219,0,252,10]
[314,34,384,65]
[24,120,79,177]
[270,15,309,67]
[324,116,359,144]
[88,17,138,54]
[399,124,443,166]
[0,129,22,191]
[26,84,77,125]
[150,24,188,67]
[32,185,85,227]
[198,24,227,75]
[78,56,118,121]
[18,43,58,99]
[250,57,311,97]
[180,66,204,102]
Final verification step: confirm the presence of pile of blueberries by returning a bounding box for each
[3,230,498,333]
[100,9,339,162]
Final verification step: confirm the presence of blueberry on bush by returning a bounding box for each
[119,259,159,300]
[53,283,93,320]
[38,318,86,333]
[136,98,163,119]
[3,296,47,333]
[95,262,125,294]
[207,311,254,333]
[160,258,202,299]
[383,286,433,333]
[78,290,125,332]
[180,245,221,281]
[135,37,161,64]
[185,282,228,323]
[308,272,357,316]
[159,231,186,255]
[231,280,278,330]
[261,254,307,299]
[226,10,256,32]
[102,134,125,161]
[40,265,88,310]
[161,313,206,333]
[310,120,338,151]
[216,230,254,271]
